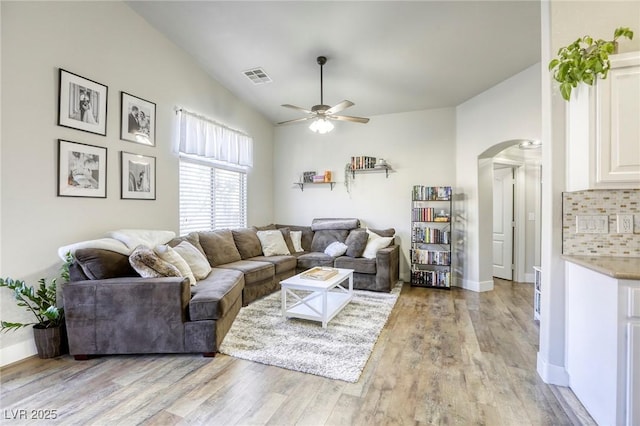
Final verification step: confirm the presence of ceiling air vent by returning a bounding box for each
[243,67,272,85]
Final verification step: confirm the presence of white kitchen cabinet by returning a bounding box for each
[566,51,640,191]
[565,261,640,425]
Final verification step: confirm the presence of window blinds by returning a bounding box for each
[179,158,247,234]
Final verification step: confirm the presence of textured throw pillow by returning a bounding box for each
[324,241,348,257]
[129,246,181,278]
[290,230,304,252]
[362,229,394,259]
[256,230,291,256]
[345,230,368,258]
[155,245,196,285]
[198,230,243,266]
[279,227,297,254]
[172,241,212,280]
[232,228,263,259]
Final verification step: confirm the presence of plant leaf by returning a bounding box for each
[560,82,572,101]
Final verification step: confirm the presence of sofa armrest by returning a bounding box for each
[375,244,400,291]
[63,277,191,355]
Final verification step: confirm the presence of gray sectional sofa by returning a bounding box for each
[62,218,399,359]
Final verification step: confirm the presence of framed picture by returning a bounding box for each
[58,69,108,136]
[120,92,156,146]
[57,139,107,198]
[121,151,156,200]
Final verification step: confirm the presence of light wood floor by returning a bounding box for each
[1,279,589,425]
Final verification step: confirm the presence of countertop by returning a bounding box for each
[562,255,640,280]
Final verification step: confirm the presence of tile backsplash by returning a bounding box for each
[563,189,639,257]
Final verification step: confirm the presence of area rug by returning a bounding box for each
[219,282,402,382]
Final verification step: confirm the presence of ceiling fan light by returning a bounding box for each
[309,118,334,134]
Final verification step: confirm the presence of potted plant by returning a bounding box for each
[548,27,634,101]
[0,255,72,358]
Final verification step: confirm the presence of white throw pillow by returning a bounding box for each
[290,230,304,252]
[256,230,291,256]
[324,241,348,257]
[172,241,211,280]
[155,244,197,286]
[362,229,394,259]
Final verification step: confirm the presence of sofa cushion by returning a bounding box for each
[334,256,377,274]
[216,260,274,285]
[172,241,212,280]
[74,248,139,280]
[129,246,181,278]
[232,228,263,259]
[296,252,335,270]
[249,255,297,275]
[279,227,297,254]
[345,230,368,258]
[255,223,276,231]
[257,230,291,256]
[311,229,349,252]
[168,232,206,255]
[199,230,243,266]
[368,227,396,238]
[189,268,244,321]
[311,218,360,231]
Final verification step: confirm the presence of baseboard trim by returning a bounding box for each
[524,272,534,283]
[537,352,570,386]
[458,279,494,292]
[0,339,37,367]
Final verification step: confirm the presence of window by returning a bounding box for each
[179,156,247,234]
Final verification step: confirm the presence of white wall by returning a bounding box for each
[0,1,274,366]
[273,108,456,282]
[455,64,542,292]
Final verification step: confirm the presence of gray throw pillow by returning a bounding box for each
[74,248,139,280]
[279,227,297,254]
[198,230,243,266]
[345,230,368,258]
[311,229,349,252]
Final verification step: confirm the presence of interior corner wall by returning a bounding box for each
[273,108,456,283]
[0,1,274,366]
[455,64,541,291]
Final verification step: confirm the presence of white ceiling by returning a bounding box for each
[127,1,541,125]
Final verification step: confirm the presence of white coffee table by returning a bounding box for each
[280,268,354,328]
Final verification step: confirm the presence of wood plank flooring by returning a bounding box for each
[1,279,588,425]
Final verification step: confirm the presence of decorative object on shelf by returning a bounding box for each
[277,56,370,133]
[302,171,316,183]
[411,185,453,289]
[57,139,107,198]
[548,26,634,101]
[0,254,72,358]
[120,92,156,146]
[121,151,156,200]
[58,68,108,136]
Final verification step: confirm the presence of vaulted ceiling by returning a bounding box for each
[128,1,541,125]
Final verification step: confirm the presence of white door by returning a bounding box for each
[493,166,514,280]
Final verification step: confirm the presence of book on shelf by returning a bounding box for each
[412,185,452,201]
[300,267,339,281]
[350,156,377,170]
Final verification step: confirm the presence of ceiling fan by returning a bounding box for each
[278,56,370,133]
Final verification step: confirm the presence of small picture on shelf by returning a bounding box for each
[302,171,316,183]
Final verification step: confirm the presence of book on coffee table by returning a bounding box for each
[301,267,339,281]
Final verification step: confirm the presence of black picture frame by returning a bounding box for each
[120,92,156,146]
[121,151,156,200]
[57,69,108,136]
[57,139,107,198]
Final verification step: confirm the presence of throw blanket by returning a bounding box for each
[57,229,176,260]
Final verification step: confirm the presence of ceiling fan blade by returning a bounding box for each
[277,116,314,126]
[325,100,354,115]
[328,115,370,124]
[281,104,313,114]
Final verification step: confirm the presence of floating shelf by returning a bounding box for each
[295,182,336,191]
[349,164,393,178]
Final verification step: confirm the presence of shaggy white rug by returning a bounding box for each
[219,282,402,382]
